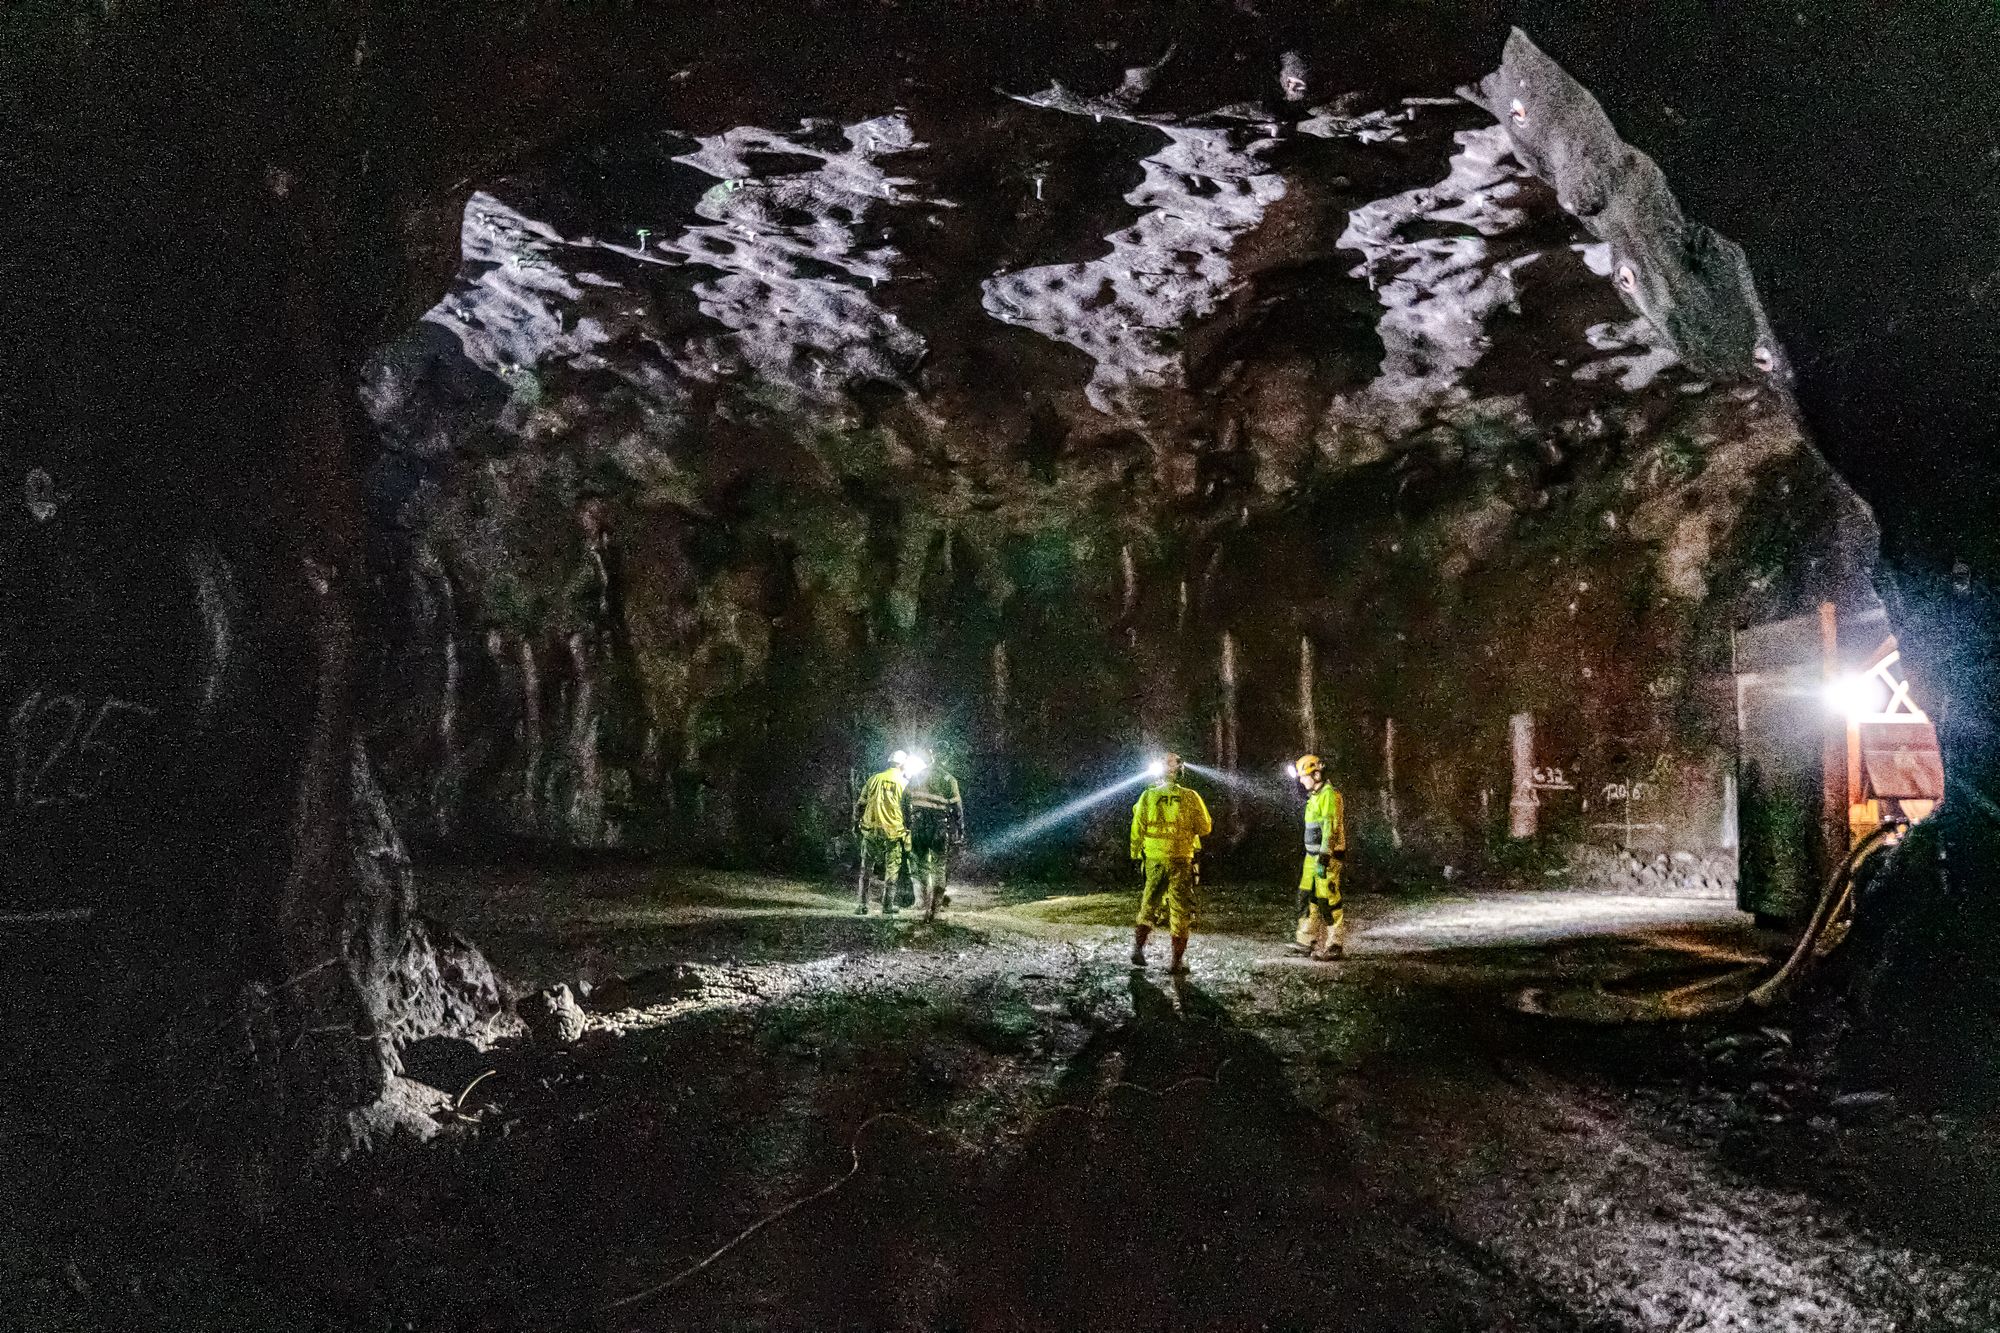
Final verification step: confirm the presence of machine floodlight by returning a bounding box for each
[1824,673,1884,722]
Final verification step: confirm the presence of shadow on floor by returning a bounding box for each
[624,971,1567,1333]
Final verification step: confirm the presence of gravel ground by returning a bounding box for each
[10,865,1999,1331]
[388,864,2000,1332]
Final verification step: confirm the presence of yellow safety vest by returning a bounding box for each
[857,768,908,839]
[1130,782,1213,861]
[1304,785,1344,855]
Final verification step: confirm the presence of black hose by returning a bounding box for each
[1512,821,1906,1023]
[1745,821,1902,1010]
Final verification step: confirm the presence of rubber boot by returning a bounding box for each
[1312,919,1345,962]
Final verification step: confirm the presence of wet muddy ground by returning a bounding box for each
[12,867,2000,1331]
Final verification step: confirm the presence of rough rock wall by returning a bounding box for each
[1491,3,2000,1084]
[18,0,1991,1153]
[362,64,1874,877]
[1467,31,1785,385]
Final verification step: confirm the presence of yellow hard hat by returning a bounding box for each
[1294,754,1323,779]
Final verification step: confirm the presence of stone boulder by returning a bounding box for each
[520,983,588,1048]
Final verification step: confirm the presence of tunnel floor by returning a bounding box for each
[15,870,2000,1332]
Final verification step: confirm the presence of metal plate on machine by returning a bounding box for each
[1861,743,1945,802]
[1732,612,1825,923]
[1731,611,1822,678]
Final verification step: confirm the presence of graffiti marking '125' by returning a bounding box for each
[8,692,159,810]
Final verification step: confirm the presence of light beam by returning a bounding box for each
[976,769,1154,856]
[1183,760,1293,806]
[1823,673,1885,721]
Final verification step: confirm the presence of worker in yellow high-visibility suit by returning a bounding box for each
[1290,754,1347,961]
[1129,753,1213,973]
[854,752,913,916]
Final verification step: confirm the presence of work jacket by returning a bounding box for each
[903,769,965,843]
[1303,784,1345,856]
[856,767,908,839]
[1130,781,1213,861]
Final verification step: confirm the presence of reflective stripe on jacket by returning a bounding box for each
[1130,782,1213,861]
[904,770,964,840]
[1303,785,1344,855]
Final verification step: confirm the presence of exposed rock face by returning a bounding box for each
[17,0,1997,1155]
[1493,4,2000,1090]
[383,919,512,1047]
[982,77,1290,412]
[361,62,1872,876]
[1467,31,1785,385]
[671,117,934,400]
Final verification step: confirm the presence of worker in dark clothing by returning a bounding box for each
[903,755,966,922]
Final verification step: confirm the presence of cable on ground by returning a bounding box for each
[603,1022,1235,1312]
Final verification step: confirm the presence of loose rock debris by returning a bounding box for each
[313,873,2000,1332]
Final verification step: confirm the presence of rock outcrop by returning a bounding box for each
[16,0,1998,1155]
[361,61,1873,877]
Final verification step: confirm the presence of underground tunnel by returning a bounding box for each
[7,2,2000,1329]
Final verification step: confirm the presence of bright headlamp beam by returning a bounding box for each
[975,770,1152,856]
[1184,760,1295,805]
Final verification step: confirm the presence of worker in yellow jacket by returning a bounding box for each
[1290,754,1347,960]
[854,751,914,916]
[1129,753,1213,973]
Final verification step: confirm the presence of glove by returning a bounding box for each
[1316,852,1333,869]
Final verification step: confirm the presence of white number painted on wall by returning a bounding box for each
[7,693,159,810]
[1531,767,1574,791]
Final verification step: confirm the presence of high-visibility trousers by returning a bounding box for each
[1295,855,1344,949]
[1137,858,1200,937]
[861,830,908,882]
